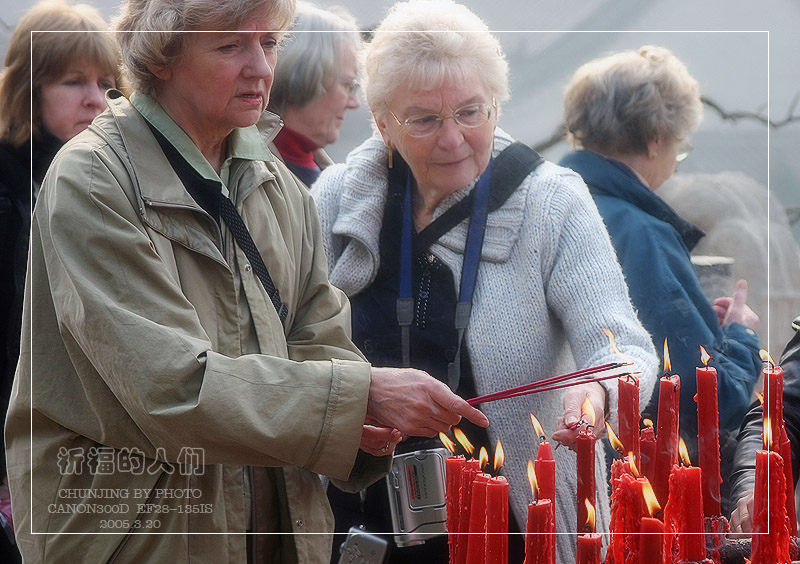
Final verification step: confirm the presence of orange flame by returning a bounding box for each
[628,452,641,477]
[679,439,691,466]
[439,432,456,453]
[527,460,538,499]
[478,446,489,469]
[582,396,596,427]
[602,328,622,356]
[642,418,654,428]
[759,349,776,368]
[764,417,773,450]
[453,427,474,455]
[530,413,545,438]
[663,338,672,373]
[700,346,711,367]
[755,391,764,405]
[606,423,624,452]
[585,499,596,531]
[494,439,505,472]
[642,480,661,517]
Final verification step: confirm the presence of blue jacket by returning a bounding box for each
[560,150,761,439]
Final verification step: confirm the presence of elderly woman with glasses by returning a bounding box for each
[559,46,762,489]
[4,0,490,562]
[312,1,658,561]
[263,1,361,186]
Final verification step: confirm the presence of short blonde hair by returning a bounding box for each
[114,0,296,96]
[268,2,360,114]
[0,0,122,147]
[364,0,509,121]
[563,45,703,155]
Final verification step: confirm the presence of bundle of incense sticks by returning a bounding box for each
[467,362,633,406]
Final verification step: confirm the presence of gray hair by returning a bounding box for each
[364,0,509,121]
[563,45,703,155]
[114,0,296,96]
[267,1,360,115]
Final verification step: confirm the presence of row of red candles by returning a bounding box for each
[443,343,794,564]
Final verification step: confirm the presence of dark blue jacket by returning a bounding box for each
[559,150,761,441]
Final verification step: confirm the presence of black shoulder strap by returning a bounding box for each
[413,142,543,256]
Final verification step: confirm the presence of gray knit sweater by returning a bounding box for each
[312,129,659,563]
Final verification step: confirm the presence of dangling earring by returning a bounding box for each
[388,149,394,169]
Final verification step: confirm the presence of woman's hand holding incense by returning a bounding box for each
[551,382,607,451]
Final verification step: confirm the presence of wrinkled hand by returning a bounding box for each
[551,382,606,451]
[729,491,755,537]
[367,367,489,437]
[712,279,759,331]
[359,418,403,457]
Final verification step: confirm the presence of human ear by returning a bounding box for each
[372,110,394,150]
[146,63,172,81]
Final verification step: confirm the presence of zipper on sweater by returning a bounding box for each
[105,471,168,564]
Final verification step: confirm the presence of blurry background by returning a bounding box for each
[3,0,799,347]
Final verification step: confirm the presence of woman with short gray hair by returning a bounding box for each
[5,0,490,561]
[265,2,361,186]
[559,46,762,498]
[314,2,658,562]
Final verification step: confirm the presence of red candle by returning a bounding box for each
[750,449,791,564]
[639,517,665,564]
[607,468,646,564]
[695,348,722,517]
[618,374,641,466]
[465,473,491,564]
[446,455,466,563]
[576,427,597,532]
[486,475,508,564]
[531,414,556,504]
[762,353,798,536]
[575,533,601,564]
[663,442,705,564]
[653,373,680,507]
[456,459,482,564]
[640,422,656,484]
[525,499,555,564]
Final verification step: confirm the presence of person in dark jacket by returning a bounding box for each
[0,2,122,560]
[262,1,361,186]
[559,46,762,510]
[729,315,800,533]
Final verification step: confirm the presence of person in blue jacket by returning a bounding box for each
[559,45,762,510]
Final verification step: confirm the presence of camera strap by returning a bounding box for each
[395,142,543,392]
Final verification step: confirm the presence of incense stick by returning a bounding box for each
[466,362,632,406]
[467,365,634,406]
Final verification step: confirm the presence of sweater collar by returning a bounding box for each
[560,150,704,251]
[273,126,319,169]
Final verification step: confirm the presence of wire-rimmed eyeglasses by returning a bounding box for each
[387,98,496,138]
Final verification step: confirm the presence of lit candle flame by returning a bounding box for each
[530,413,545,439]
[764,417,773,450]
[628,451,641,477]
[581,396,596,428]
[439,432,456,453]
[584,499,596,531]
[700,346,711,367]
[527,460,538,499]
[642,418,653,428]
[478,446,489,469]
[663,338,672,373]
[453,427,474,455]
[642,479,661,517]
[759,349,776,368]
[602,328,623,356]
[679,438,691,466]
[494,439,505,472]
[605,423,624,452]
[755,391,764,405]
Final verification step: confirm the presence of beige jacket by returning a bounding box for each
[5,91,387,563]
